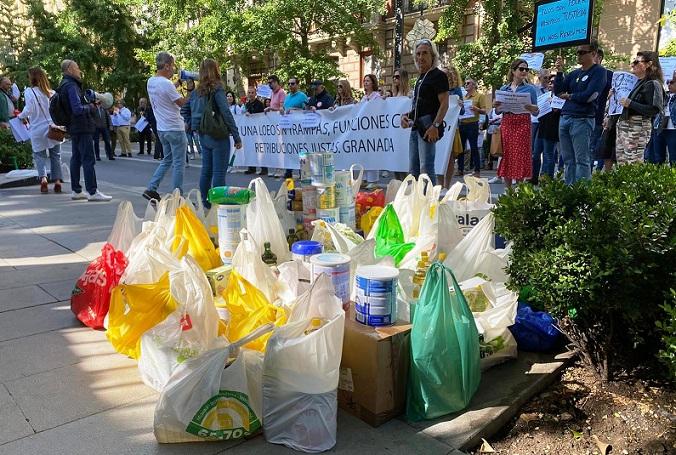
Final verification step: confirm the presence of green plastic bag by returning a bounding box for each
[374,204,415,266]
[406,262,481,421]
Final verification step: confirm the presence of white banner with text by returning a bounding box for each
[230,97,461,172]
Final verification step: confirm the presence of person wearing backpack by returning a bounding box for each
[184,58,241,208]
[143,52,189,202]
[56,59,111,201]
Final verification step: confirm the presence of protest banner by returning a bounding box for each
[230,97,461,172]
[607,71,638,116]
[532,0,594,51]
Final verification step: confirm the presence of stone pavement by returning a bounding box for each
[0,182,570,455]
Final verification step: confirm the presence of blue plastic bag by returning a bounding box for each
[509,302,561,352]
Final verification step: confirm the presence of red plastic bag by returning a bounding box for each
[71,243,128,329]
[355,188,385,216]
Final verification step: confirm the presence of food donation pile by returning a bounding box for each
[69,153,558,452]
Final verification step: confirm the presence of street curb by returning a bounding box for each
[407,350,577,452]
[0,175,39,189]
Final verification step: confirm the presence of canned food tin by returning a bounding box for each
[317,185,336,209]
[317,207,340,223]
[309,153,335,187]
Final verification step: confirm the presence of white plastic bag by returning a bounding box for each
[231,229,284,304]
[263,275,345,453]
[120,226,184,285]
[246,178,291,263]
[458,277,519,370]
[443,213,509,282]
[107,201,143,254]
[154,324,274,443]
[384,178,402,204]
[310,220,363,254]
[139,256,223,392]
[442,176,494,236]
[274,181,298,234]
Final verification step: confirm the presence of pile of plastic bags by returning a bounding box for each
[67,174,555,451]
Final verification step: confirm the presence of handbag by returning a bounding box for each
[490,129,503,157]
[414,114,445,142]
[32,88,66,141]
[597,116,618,161]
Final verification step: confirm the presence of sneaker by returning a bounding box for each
[87,191,112,202]
[143,189,161,202]
[259,168,268,176]
[488,176,503,184]
[71,191,87,200]
[244,167,256,175]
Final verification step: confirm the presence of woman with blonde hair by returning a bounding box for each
[17,66,64,193]
[334,79,355,106]
[185,58,242,208]
[392,68,410,97]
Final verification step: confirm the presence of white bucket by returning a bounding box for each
[217,204,246,263]
[310,253,351,311]
[355,265,399,326]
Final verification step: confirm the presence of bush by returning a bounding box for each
[656,291,676,381]
[0,128,33,170]
[493,164,676,381]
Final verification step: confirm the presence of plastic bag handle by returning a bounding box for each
[394,174,417,201]
[349,164,364,196]
[186,188,205,213]
[440,182,465,204]
[230,323,275,350]
[425,262,465,305]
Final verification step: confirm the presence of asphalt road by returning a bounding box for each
[58,140,505,199]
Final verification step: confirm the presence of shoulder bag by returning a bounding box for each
[412,71,445,143]
[32,88,66,141]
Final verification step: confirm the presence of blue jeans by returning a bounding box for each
[590,124,604,170]
[148,130,187,193]
[652,129,676,165]
[199,134,230,208]
[409,129,437,185]
[558,115,594,185]
[458,122,480,173]
[70,133,97,195]
[93,127,113,159]
[534,137,558,179]
[33,144,63,180]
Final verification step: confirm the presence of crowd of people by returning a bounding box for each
[1,38,673,204]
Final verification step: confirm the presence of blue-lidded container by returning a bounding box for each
[355,265,399,326]
[291,240,323,262]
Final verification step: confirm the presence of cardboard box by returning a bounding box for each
[338,311,411,427]
[205,264,231,297]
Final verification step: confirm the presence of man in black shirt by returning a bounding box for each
[401,39,449,185]
[243,86,266,175]
[307,80,334,110]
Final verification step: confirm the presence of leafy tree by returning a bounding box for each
[148,0,386,92]
[16,0,154,103]
[0,0,24,76]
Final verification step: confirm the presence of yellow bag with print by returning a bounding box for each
[107,273,178,359]
[223,271,287,352]
[172,205,221,271]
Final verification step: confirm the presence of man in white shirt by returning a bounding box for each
[112,100,133,157]
[143,52,189,201]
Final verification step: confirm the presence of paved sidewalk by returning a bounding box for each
[0,183,569,455]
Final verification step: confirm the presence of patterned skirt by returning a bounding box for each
[616,116,652,165]
[497,113,532,180]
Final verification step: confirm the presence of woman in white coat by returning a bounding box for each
[18,67,64,193]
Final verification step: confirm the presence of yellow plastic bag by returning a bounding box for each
[360,206,383,237]
[107,274,178,359]
[223,271,287,352]
[172,205,221,271]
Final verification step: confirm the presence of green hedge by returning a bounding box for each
[0,128,33,170]
[493,164,676,381]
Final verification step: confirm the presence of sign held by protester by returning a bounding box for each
[532,0,594,51]
[256,84,272,99]
[520,53,545,71]
[495,90,532,115]
[659,57,676,81]
[230,98,460,172]
[607,71,638,116]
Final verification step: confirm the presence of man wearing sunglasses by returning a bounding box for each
[554,39,607,184]
[283,77,308,113]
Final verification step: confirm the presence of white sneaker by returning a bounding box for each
[488,176,503,184]
[71,191,87,200]
[87,191,112,202]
